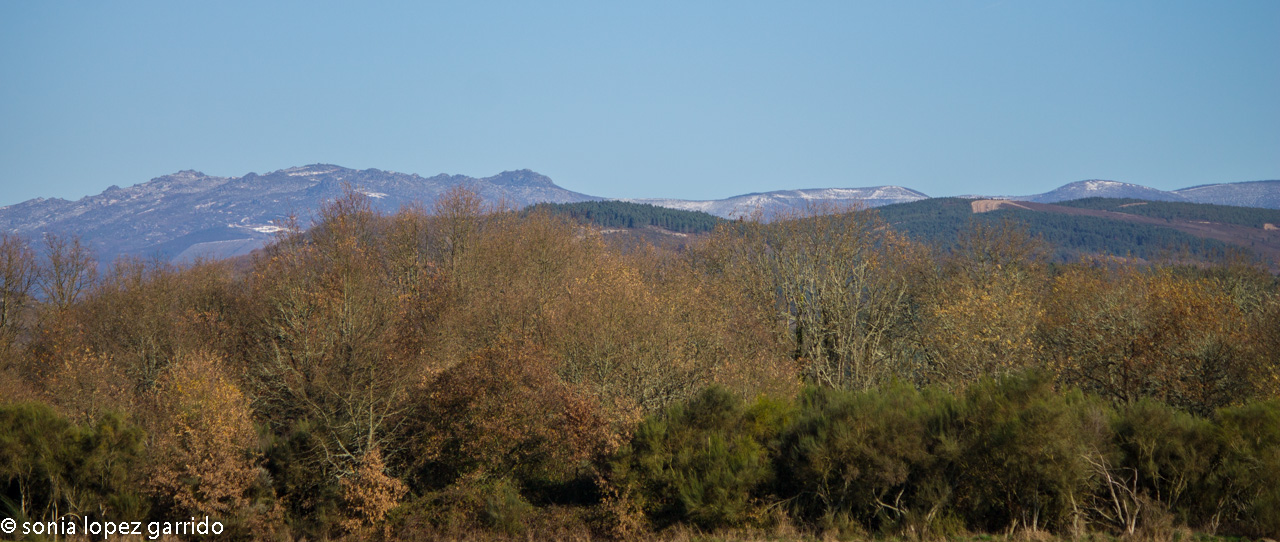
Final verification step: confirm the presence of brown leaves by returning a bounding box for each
[340,447,407,534]
[918,220,1049,388]
[1042,265,1258,413]
[147,350,260,518]
[409,341,616,488]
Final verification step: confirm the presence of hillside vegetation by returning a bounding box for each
[526,200,725,233]
[1,188,1278,540]
[877,197,1258,263]
[1056,197,1280,228]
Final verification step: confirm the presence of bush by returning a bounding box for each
[777,382,952,534]
[0,402,147,523]
[1213,399,1280,537]
[389,476,535,538]
[610,386,783,530]
[407,342,614,496]
[951,371,1099,533]
[261,421,344,538]
[1111,399,1223,530]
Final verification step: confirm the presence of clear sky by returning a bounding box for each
[2,1,1277,206]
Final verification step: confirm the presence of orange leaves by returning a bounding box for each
[409,341,615,488]
[38,347,133,423]
[921,275,1044,387]
[915,220,1049,389]
[1042,265,1258,413]
[339,447,406,534]
[148,350,259,518]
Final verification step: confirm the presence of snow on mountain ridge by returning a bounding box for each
[0,165,598,264]
[624,185,930,219]
[1083,180,1122,190]
[3,166,1277,265]
[1017,179,1187,203]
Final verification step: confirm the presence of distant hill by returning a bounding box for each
[2,163,1277,264]
[0,165,599,264]
[875,197,1278,266]
[1174,180,1280,208]
[625,186,930,219]
[1017,180,1187,203]
[1001,178,1280,209]
[527,201,725,234]
[1055,197,1280,229]
[628,178,1280,219]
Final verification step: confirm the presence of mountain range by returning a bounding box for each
[0,165,596,263]
[624,186,931,219]
[1011,179,1280,207]
[1,164,1276,263]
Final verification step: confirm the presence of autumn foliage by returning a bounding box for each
[1,189,1277,539]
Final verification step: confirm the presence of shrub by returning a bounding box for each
[1110,399,1223,530]
[261,421,344,538]
[1213,399,1280,537]
[0,402,147,522]
[389,476,535,538]
[610,386,780,530]
[339,447,407,534]
[777,382,951,534]
[407,342,613,496]
[951,371,1099,533]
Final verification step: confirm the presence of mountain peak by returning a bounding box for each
[1023,179,1186,203]
[0,166,595,264]
[1063,179,1140,191]
[271,164,349,178]
[485,169,555,188]
[152,169,210,181]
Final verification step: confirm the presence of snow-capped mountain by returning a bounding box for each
[3,165,1277,265]
[0,165,599,263]
[1017,180,1187,203]
[996,178,1280,208]
[626,186,930,219]
[1173,180,1280,208]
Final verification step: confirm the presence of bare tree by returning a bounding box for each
[0,234,37,348]
[250,189,421,481]
[748,205,921,389]
[39,233,96,310]
[432,185,484,283]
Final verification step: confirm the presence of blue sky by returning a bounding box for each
[1,1,1277,206]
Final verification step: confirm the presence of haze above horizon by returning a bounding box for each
[2,1,1277,207]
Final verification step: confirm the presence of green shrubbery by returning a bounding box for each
[0,402,147,524]
[610,386,788,530]
[778,382,949,534]
[1110,399,1222,530]
[950,373,1099,533]
[1213,399,1280,536]
[611,374,1280,538]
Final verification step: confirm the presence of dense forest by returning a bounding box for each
[1,188,1278,541]
[876,197,1249,263]
[1056,197,1280,228]
[525,201,724,234]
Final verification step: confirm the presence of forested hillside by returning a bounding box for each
[525,200,725,233]
[2,188,1278,540]
[877,197,1254,263]
[1056,197,1280,228]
